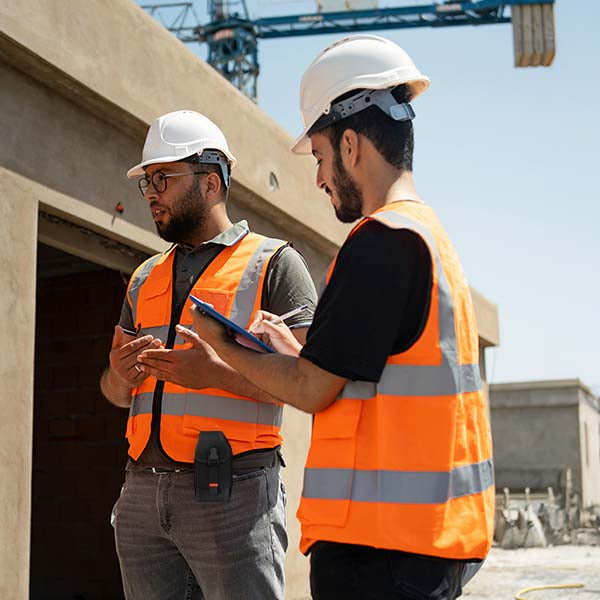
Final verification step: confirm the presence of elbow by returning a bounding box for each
[295,390,337,415]
[309,394,337,414]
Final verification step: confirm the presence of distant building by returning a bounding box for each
[490,379,600,508]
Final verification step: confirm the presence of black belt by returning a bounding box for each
[142,447,282,475]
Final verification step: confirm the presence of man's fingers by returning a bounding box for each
[136,363,167,381]
[255,319,283,336]
[130,363,145,377]
[175,325,202,347]
[119,336,161,359]
[112,325,125,350]
[249,310,279,333]
[248,312,264,333]
[137,349,173,363]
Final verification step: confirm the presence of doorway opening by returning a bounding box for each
[31,243,131,599]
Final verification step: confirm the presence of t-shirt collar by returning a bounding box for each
[177,220,249,253]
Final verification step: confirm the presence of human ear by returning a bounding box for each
[341,129,360,168]
[205,172,222,200]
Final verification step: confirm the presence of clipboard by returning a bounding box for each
[190,295,274,354]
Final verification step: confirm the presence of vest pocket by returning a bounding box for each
[299,398,362,527]
[136,274,171,325]
[312,398,362,440]
[185,289,232,321]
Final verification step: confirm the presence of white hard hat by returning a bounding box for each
[291,35,430,154]
[127,110,237,178]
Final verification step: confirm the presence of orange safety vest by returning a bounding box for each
[297,201,495,560]
[125,231,286,462]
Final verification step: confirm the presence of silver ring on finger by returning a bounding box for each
[134,365,142,372]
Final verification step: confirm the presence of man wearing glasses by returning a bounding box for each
[100,110,317,600]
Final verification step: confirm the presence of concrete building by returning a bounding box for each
[1,2,499,598]
[489,380,600,509]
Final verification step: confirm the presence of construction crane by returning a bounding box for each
[142,0,556,102]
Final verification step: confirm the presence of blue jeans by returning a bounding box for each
[112,466,287,600]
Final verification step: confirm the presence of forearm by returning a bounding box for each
[207,356,286,405]
[218,343,339,414]
[100,367,133,408]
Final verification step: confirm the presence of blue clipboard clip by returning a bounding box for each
[189,295,274,354]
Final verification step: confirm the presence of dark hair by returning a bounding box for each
[323,84,414,172]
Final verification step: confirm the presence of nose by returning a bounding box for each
[316,168,326,192]
[144,183,158,202]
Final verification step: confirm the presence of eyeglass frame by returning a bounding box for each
[137,170,212,196]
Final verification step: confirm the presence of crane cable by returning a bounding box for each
[515,583,584,599]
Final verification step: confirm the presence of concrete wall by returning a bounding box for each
[578,387,600,507]
[1,1,499,597]
[0,175,37,598]
[490,381,600,508]
[0,0,349,257]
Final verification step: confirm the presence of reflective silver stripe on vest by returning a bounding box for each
[302,459,494,504]
[128,254,164,324]
[338,209,481,400]
[374,210,457,357]
[342,362,481,399]
[131,391,283,427]
[229,238,284,327]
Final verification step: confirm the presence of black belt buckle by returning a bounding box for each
[194,431,232,502]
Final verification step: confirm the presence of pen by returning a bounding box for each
[122,323,141,336]
[271,304,309,325]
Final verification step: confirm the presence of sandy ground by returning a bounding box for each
[462,545,600,599]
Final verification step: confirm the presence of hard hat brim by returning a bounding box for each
[290,132,313,155]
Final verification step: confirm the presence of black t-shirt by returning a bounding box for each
[300,220,432,382]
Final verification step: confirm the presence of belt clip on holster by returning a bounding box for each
[194,431,233,502]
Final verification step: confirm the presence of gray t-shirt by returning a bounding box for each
[120,221,317,469]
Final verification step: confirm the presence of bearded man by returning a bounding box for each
[100,110,317,600]
[190,37,494,600]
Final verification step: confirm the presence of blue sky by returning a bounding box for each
[142,1,599,390]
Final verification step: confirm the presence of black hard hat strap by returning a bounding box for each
[307,87,415,137]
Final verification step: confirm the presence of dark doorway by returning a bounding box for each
[31,243,130,599]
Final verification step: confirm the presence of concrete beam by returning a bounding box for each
[0,0,350,258]
[490,379,599,412]
[471,286,500,348]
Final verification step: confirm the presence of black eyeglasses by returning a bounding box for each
[138,170,210,196]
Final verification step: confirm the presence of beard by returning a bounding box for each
[332,150,363,223]
[155,179,207,244]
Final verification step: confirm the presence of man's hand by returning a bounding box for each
[189,305,235,354]
[109,326,162,388]
[101,326,163,407]
[249,310,303,357]
[136,325,226,389]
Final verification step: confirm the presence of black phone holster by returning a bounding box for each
[194,431,233,502]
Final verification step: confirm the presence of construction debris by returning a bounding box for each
[495,470,600,550]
